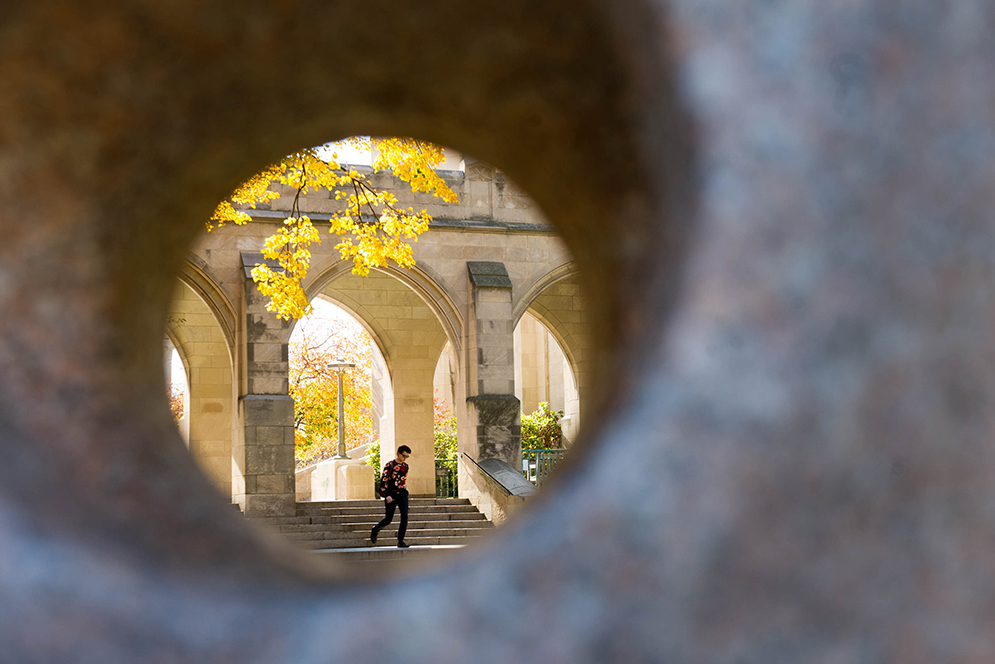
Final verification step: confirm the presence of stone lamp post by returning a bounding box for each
[326,359,356,459]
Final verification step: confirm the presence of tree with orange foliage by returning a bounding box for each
[167,382,184,422]
[290,312,376,468]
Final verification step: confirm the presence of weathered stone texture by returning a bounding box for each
[167,280,234,497]
[4,0,992,662]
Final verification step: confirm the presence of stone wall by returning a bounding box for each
[459,457,528,526]
[315,271,450,496]
[166,281,234,498]
[179,207,586,507]
[514,311,581,444]
[8,0,995,662]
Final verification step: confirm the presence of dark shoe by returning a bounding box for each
[370,527,378,545]
[397,541,410,549]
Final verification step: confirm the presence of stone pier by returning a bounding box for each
[232,252,296,516]
[464,261,521,466]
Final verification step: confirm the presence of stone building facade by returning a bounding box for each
[165,158,594,519]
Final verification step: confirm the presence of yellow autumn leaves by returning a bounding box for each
[209,137,457,320]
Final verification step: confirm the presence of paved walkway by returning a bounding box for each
[311,543,467,563]
[312,544,466,553]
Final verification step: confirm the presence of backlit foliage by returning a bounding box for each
[521,402,563,450]
[434,393,457,460]
[290,312,376,469]
[210,137,457,320]
[167,382,184,422]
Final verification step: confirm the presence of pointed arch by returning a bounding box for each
[513,261,581,325]
[304,259,463,357]
[177,257,238,364]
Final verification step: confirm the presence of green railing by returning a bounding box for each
[522,449,567,488]
[435,458,458,498]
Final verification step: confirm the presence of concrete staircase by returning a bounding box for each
[251,497,494,562]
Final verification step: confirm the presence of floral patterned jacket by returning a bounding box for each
[379,459,408,498]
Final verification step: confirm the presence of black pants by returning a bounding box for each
[374,489,408,543]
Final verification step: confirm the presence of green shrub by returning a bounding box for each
[365,439,381,494]
[434,414,457,459]
[521,402,563,449]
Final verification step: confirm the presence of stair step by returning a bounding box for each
[295,505,479,517]
[248,499,493,551]
[313,544,466,562]
[281,528,491,542]
[252,512,489,527]
[275,520,493,534]
[300,498,470,509]
[313,512,487,523]
[296,535,485,549]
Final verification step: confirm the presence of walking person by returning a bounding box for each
[371,445,411,548]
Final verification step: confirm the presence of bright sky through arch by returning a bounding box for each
[290,298,368,347]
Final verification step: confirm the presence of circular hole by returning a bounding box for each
[5,4,681,659]
[165,137,594,573]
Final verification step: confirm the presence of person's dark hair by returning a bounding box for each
[397,445,411,455]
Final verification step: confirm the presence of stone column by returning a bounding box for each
[391,356,438,496]
[232,252,296,516]
[465,261,521,466]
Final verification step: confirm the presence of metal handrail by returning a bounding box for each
[521,448,567,488]
[434,457,458,498]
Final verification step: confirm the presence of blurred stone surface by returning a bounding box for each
[1,0,994,662]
